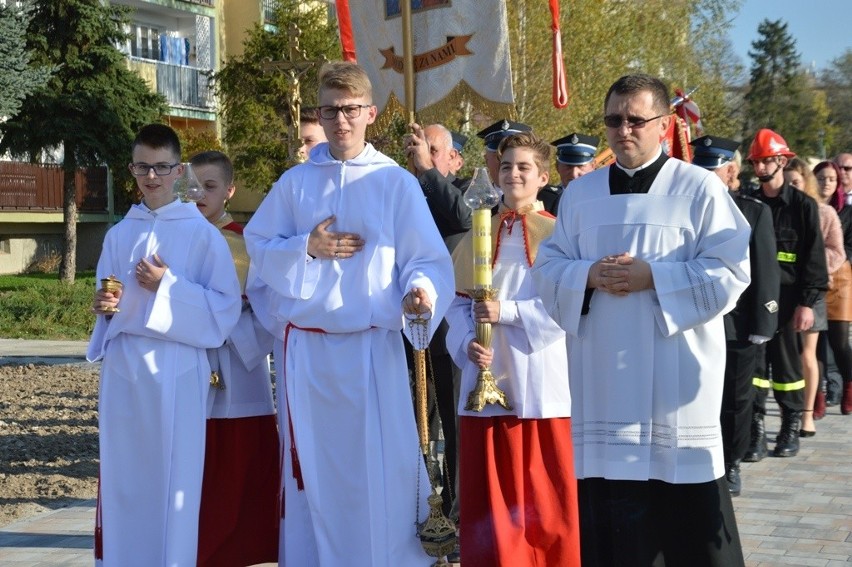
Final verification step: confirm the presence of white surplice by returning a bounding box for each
[446,222,571,419]
[532,160,751,484]
[207,219,275,419]
[244,143,454,567]
[87,199,241,566]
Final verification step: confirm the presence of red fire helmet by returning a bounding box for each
[747,128,796,161]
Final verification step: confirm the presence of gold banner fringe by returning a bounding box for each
[369,81,517,132]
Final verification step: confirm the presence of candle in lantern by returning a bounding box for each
[461,166,512,412]
[464,167,501,289]
[472,209,492,288]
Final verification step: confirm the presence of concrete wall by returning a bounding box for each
[0,222,109,275]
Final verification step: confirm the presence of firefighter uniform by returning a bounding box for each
[747,181,828,455]
[743,128,828,460]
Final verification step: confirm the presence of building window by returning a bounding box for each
[130,24,161,61]
[263,0,279,24]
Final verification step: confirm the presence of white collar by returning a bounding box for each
[614,148,663,177]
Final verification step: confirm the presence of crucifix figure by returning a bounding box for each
[262,23,326,165]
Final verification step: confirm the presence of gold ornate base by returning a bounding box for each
[464,368,512,412]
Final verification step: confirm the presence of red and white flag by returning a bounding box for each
[673,88,703,136]
[335,0,514,118]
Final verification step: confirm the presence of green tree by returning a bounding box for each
[499,1,743,148]
[0,0,166,284]
[742,19,825,156]
[687,0,746,138]
[214,0,339,193]
[821,49,852,156]
[0,1,51,119]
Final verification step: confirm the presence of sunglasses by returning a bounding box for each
[603,113,667,129]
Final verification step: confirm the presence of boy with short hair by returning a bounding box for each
[446,132,581,565]
[88,124,241,565]
[244,61,454,566]
[298,106,327,161]
[190,151,280,566]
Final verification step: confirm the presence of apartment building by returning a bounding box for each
[0,0,280,273]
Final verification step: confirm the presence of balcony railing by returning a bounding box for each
[181,0,215,7]
[263,0,279,24]
[0,162,108,212]
[128,57,215,111]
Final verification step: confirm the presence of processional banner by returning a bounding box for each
[336,0,515,120]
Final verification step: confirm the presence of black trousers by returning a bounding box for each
[578,477,745,567]
[722,340,758,463]
[754,317,805,414]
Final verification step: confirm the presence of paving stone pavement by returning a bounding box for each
[1,340,850,565]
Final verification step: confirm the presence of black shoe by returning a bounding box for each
[743,413,768,462]
[773,410,801,457]
[725,462,742,497]
[799,429,816,438]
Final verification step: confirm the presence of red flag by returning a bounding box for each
[336,0,357,62]
[663,115,693,162]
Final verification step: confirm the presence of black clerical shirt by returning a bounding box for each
[608,152,669,195]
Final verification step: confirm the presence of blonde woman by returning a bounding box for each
[784,158,845,435]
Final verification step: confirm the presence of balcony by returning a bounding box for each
[182,0,215,6]
[128,57,214,111]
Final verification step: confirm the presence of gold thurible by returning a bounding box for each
[408,314,457,562]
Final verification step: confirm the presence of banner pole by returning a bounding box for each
[401,0,415,123]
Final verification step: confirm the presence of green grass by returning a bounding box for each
[0,272,97,340]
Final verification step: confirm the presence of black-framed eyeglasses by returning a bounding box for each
[318,104,372,120]
[603,113,668,129]
[129,163,180,176]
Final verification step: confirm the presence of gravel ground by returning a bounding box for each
[0,362,99,527]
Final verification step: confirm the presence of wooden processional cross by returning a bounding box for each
[261,23,326,165]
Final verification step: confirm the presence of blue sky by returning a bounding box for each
[728,0,849,72]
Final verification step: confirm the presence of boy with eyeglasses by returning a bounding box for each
[88,123,242,566]
[244,61,454,566]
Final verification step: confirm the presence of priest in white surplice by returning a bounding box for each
[244,62,454,567]
[532,75,751,567]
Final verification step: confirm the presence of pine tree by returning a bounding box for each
[742,19,826,156]
[0,1,51,119]
[0,0,166,284]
